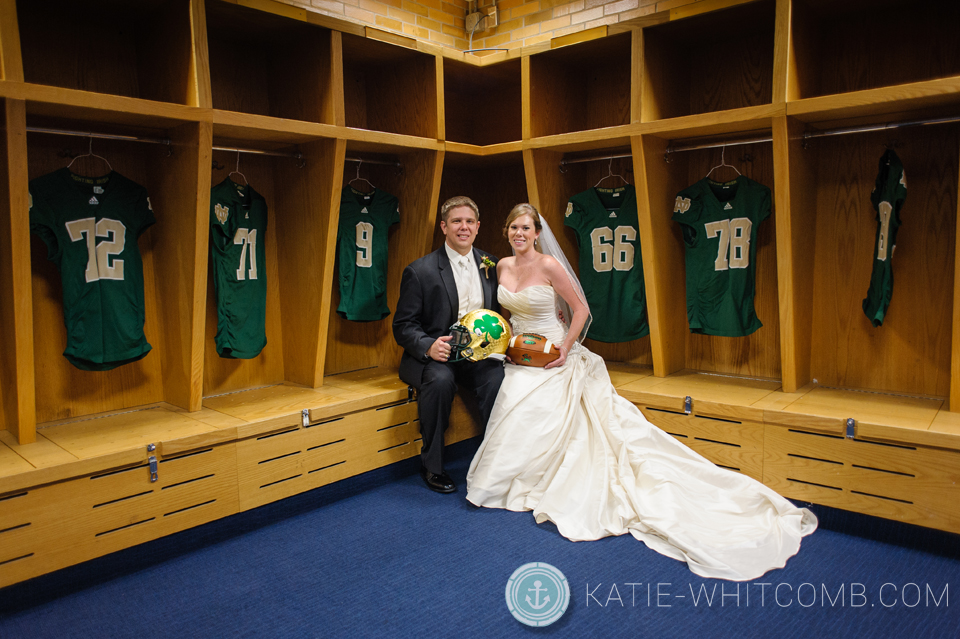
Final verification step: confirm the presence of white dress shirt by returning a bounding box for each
[445,243,483,320]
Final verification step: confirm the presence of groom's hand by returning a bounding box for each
[428,335,454,362]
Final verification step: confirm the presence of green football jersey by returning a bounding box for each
[29,168,155,371]
[209,178,268,358]
[672,176,771,337]
[564,185,649,342]
[862,149,906,327]
[336,186,400,321]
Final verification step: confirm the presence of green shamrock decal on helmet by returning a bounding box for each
[472,314,504,341]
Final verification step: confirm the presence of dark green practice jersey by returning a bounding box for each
[210,178,268,358]
[862,149,906,327]
[29,168,155,371]
[564,185,648,342]
[336,186,400,321]
[672,176,771,337]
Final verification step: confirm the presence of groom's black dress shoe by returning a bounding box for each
[420,465,457,493]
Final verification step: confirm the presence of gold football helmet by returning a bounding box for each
[448,309,511,362]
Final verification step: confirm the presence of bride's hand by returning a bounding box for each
[544,345,567,369]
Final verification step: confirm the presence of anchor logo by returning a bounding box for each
[526,580,551,609]
[505,563,569,627]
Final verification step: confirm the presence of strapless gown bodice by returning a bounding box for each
[467,284,816,581]
[496,284,567,345]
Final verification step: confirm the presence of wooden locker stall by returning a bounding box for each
[206,0,340,124]
[443,58,522,147]
[341,33,441,139]
[524,144,653,366]
[325,145,443,377]
[526,31,633,138]
[16,0,199,105]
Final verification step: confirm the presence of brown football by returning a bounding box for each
[506,333,561,367]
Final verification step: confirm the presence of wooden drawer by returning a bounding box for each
[638,406,765,481]
[236,400,420,510]
[0,445,239,588]
[763,425,960,533]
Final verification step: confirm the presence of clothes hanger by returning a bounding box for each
[348,159,376,193]
[228,150,248,186]
[706,145,741,179]
[594,159,629,188]
[67,137,113,173]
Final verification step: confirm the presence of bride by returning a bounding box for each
[466,203,817,582]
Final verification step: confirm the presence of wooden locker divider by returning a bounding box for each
[15,0,197,105]
[634,134,689,376]
[0,0,23,82]
[151,122,210,412]
[640,0,776,123]
[0,98,34,441]
[205,0,337,125]
[771,115,815,393]
[277,137,346,388]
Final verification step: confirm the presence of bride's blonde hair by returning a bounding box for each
[503,203,543,253]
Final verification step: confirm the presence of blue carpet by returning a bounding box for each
[1,437,958,638]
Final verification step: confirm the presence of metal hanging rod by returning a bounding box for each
[801,114,960,141]
[345,156,403,169]
[665,133,772,156]
[28,128,308,163]
[559,153,632,169]
[213,145,303,161]
[662,114,960,158]
[27,126,172,147]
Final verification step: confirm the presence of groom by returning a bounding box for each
[393,196,505,494]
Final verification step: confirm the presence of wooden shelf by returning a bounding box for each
[0,82,208,130]
[212,111,341,146]
[524,125,635,153]
[639,104,782,140]
[443,141,524,158]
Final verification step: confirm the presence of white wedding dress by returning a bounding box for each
[466,284,817,581]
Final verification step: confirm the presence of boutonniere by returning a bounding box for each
[480,256,496,279]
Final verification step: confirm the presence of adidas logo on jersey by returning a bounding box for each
[360,207,368,214]
[608,212,617,218]
[89,196,99,205]
[724,203,733,210]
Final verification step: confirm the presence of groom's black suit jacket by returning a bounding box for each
[393,245,500,388]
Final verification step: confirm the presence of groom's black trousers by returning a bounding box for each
[417,357,504,475]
